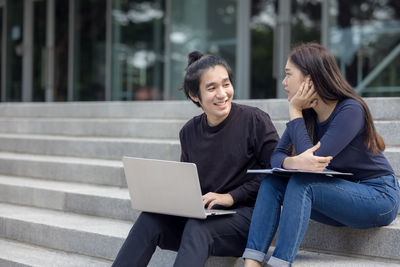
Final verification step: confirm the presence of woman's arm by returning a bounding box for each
[271,128,332,171]
[282,142,332,171]
[286,78,365,158]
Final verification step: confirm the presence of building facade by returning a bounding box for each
[1,0,399,102]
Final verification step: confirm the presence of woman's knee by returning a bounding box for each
[286,174,323,192]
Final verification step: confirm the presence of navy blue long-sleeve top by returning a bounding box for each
[271,98,394,181]
[180,103,279,206]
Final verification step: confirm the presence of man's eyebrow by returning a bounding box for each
[222,78,230,82]
[205,82,216,88]
[285,68,291,72]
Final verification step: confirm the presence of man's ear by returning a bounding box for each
[189,92,200,103]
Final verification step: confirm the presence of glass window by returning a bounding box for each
[73,0,107,101]
[111,0,164,101]
[328,0,400,96]
[250,0,277,99]
[32,0,46,101]
[54,0,69,101]
[250,0,321,99]
[0,6,2,100]
[6,0,23,101]
[166,0,237,100]
[291,0,321,45]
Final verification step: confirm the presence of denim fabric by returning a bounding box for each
[243,174,400,265]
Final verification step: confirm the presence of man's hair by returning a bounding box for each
[181,51,233,107]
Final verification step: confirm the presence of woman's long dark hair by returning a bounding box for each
[289,42,385,153]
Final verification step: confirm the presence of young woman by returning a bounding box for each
[243,43,400,267]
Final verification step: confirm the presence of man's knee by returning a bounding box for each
[130,212,176,242]
[182,219,217,248]
[183,219,212,239]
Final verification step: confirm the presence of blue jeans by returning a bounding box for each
[243,173,400,266]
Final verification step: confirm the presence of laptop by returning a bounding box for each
[122,156,236,219]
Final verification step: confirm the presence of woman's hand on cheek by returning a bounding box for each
[289,78,318,117]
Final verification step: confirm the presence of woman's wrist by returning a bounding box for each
[289,105,303,120]
[282,156,298,169]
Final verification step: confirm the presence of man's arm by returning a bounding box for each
[228,111,280,205]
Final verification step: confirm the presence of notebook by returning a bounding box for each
[123,156,236,219]
[247,167,353,177]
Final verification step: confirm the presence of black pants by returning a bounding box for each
[112,206,253,267]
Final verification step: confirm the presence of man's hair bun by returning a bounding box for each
[186,51,204,69]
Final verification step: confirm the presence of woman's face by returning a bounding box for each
[282,59,305,101]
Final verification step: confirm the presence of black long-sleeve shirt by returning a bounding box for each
[179,102,279,207]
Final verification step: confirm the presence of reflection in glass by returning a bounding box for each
[0,6,2,100]
[250,0,321,99]
[291,0,321,44]
[33,0,46,101]
[54,0,69,101]
[250,0,277,99]
[167,0,237,100]
[74,0,106,101]
[111,0,164,101]
[6,0,23,101]
[328,0,400,96]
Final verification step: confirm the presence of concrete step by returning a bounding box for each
[0,175,136,221]
[384,146,400,176]
[278,249,400,267]
[0,201,399,266]
[0,237,111,267]
[0,202,131,261]
[0,152,125,186]
[208,249,400,267]
[365,97,400,120]
[0,98,398,120]
[0,100,288,120]
[0,101,202,119]
[301,216,400,261]
[149,248,400,267]
[0,118,397,147]
[0,133,180,160]
[0,147,397,190]
[0,127,397,163]
[374,121,400,146]
[274,120,400,146]
[0,118,186,139]
[2,238,397,267]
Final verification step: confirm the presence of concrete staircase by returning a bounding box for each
[0,98,398,267]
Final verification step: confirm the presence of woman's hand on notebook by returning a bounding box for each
[202,192,234,210]
[283,142,332,172]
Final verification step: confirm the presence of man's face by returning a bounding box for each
[282,59,305,102]
[190,65,234,126]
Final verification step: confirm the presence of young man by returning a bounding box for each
[112,51,279,267]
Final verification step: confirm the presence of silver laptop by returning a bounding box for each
[123,156,236,219]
